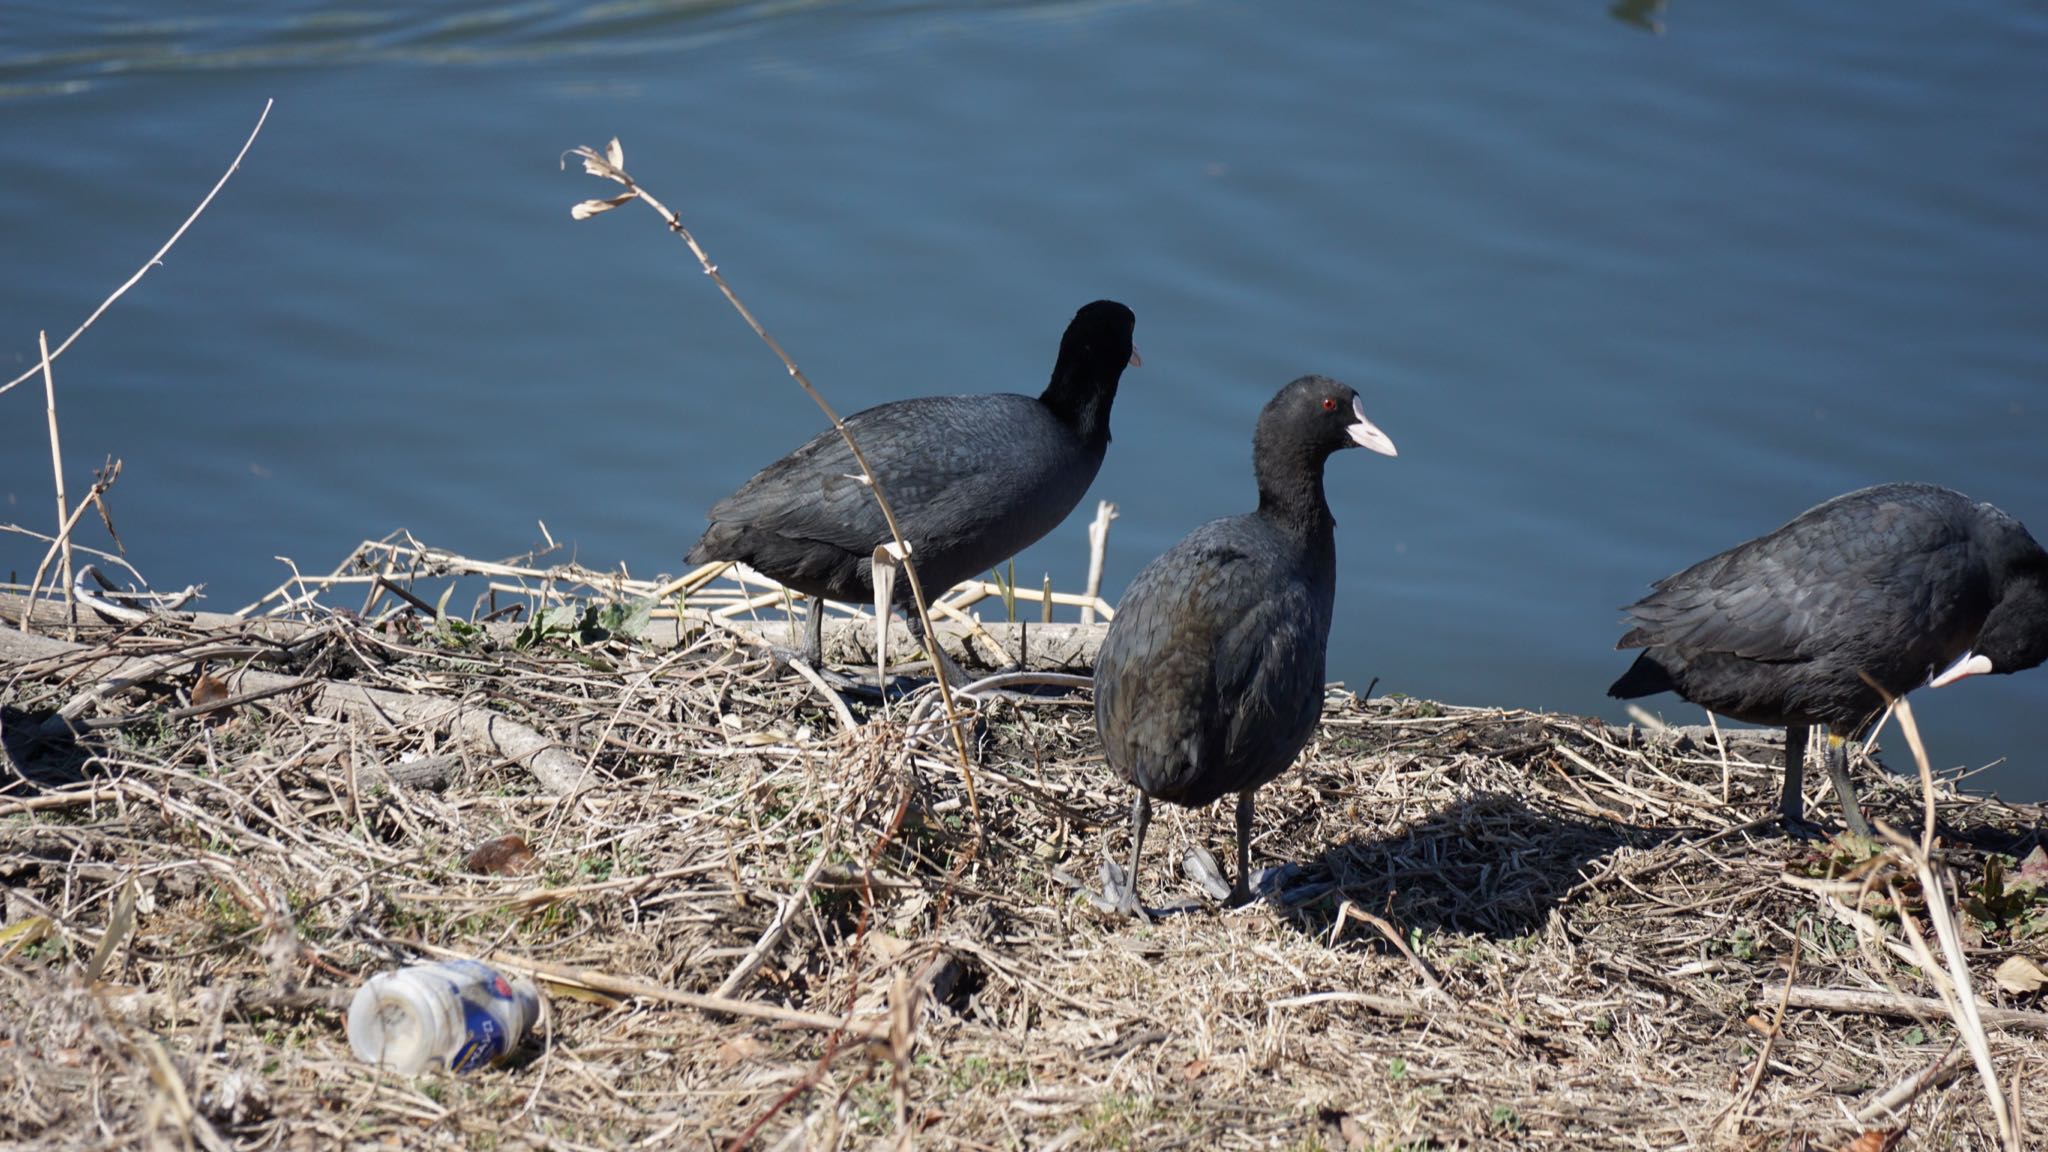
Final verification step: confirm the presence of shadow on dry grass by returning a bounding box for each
[1286,792,1650,940]
[2,557,2045,1151]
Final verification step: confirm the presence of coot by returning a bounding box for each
[1610,482,2048,836]
[1092,375,1398,916]
[687,300,1139,676]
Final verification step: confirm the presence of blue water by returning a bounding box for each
[3,2,2045,801]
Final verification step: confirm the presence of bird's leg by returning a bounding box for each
[763,597,830,677]
[906,608,975,689]
[805,596,826,667]
[1824,730,1873,838]
[1227,789,1258,908]
[1092,792,1151,918]
[1778,723,1820,838]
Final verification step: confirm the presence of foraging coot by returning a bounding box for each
[686,300,1139,676]
[1092,376,1397,916]
[1610,482,2048,836]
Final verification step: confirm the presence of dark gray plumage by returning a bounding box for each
[1092,375,1397,916]
[686,300,1138,674]
[1610,482,2048,836]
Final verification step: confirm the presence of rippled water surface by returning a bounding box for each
[4,2,2045,799]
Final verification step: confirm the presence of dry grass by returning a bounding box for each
[2,551,2046,1152]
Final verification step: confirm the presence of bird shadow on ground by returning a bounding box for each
[1270,791,1669,941]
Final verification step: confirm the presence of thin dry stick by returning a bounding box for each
[1878,697,2019,1150]
[1718,933,1800,1139]
[1329,900,1447,999]
[1857,1043,1971,1122]
[1889,694,1938,855]
[787,657,859,735]
[38,331,74,630]
[407,942,884,1039]
[1,100,273,400]
[566,139,982,828]
[714,840,836,1000]
[1706,709,1732,803]
[1081,500,1115,626]
[19,455,121,633]
[1772,986,2048,1033]
[1882,864,2018,1148]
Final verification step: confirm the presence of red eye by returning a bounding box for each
[1321,397,1338,411]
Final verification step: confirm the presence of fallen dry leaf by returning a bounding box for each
[191,672,232,710]
[464,834,537,876]
[1992,954,2046,995]
[0,915,53,961]
[715,1035,766,1067]
[538,980,621,1008]
[2016,845,2048,887]
[1180,1058,1209,1081]
[1839,1127,1905,1152]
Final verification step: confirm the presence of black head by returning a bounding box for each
[1252,375,1397,529]
[1254,375,1398,463]
[1931,567,2048,687]
[1060,300,1138,366]
[1041,300,1139,438]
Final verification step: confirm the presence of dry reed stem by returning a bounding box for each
[37,331,75,633]
[0,100,272,399]
[564,139,983,831]
[1081,500,1116,626]
[1862,692,2020,1149]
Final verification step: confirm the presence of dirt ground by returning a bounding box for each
[3,560,2045,1151]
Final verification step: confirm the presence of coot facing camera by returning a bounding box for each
[1092,375,1397,917]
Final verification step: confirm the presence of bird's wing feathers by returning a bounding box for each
[1620,494,1965,662]
[705,395,1039,557]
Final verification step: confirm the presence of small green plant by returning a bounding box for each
[1081,1092,1153,1149]
[988,560,1018,622]
[513,598,655,649]
[944,1055,1028,1094]
[848,1075,893,1132]
[1964,855,2046,931]
[1721,927,1759,961]
[1386,1056,1408,1081]
[1489,1105,1521,1132]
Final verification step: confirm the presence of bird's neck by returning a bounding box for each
[1255,448,1337,544]
[1039,367,1116,447]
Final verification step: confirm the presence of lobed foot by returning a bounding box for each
[1778,815,1830,842]
[1181,846,1235,903]
[1087,858,1147,919]
[1246,862,1303,901]
[1181,850,1300,909]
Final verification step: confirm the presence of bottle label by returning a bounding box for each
[449,1000,508,1072]
[440,961,522,1072]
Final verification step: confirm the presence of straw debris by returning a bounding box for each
[2,546,2045,1151]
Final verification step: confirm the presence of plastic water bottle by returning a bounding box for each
[347,959,542,1074]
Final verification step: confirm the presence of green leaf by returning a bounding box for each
[615,597,655,638]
